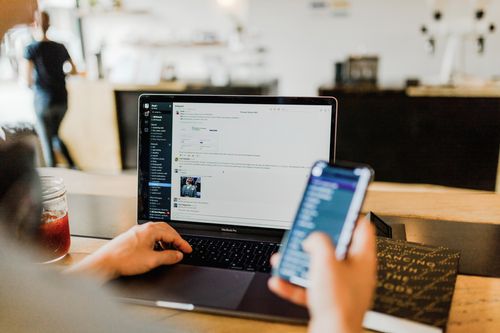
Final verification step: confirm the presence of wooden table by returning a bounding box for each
[43,168,500,333]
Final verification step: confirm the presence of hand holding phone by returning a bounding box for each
[274,161,373,288]
[269,219,377,333]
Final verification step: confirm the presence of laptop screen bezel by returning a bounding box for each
[137,94,338,237]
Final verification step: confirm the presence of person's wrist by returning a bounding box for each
[309,314,360,333]
[92,250,119,281]
[66,249,118,283]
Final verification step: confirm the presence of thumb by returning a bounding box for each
[153,250,183,266]
[303,232,336,262]
[302,233,338,302]
[303,232,338,278]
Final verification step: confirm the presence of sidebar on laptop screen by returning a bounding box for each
[139,100,332,230]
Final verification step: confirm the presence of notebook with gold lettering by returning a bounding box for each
[363,237,460,333]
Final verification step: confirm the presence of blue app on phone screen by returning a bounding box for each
[275,160,373,288]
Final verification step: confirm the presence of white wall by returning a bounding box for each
[247,0,500,95]
[73,0,500,95]
[81,0,243,81]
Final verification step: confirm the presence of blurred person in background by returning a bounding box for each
[23,10,77,168]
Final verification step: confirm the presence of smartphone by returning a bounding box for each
[274,161,374,288]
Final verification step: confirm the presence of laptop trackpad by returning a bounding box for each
[109,264,255,310]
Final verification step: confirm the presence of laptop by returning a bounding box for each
[109,94,337,323]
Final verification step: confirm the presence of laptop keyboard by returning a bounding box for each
[181,235,280,273]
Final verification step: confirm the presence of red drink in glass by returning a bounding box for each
[39,211,71,262]
[39,176,71,263]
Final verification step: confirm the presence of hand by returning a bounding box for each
[268,218,377,333]
[66,222,192,282]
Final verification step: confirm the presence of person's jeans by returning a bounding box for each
[34,99,75,168]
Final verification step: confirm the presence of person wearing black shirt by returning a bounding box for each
[24,10,77,167]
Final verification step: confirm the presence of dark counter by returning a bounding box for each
[319,86,500,191]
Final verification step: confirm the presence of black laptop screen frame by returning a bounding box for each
[137,94,338,237]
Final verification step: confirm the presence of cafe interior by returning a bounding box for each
[1,0,499,332]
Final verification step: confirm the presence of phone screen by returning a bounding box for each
[275,161,372,287]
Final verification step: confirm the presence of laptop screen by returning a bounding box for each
[138,95,336,230]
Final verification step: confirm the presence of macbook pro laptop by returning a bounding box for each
[110,94,337,323]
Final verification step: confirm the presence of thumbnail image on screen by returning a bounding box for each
[180,176,201,198]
